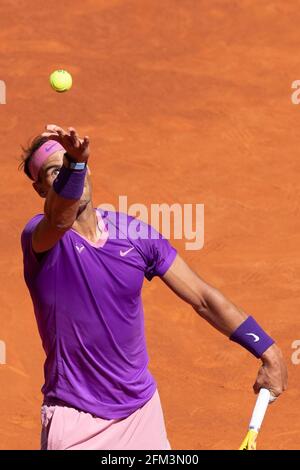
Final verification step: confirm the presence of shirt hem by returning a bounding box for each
[43,384,158,420]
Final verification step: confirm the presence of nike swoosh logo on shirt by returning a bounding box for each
[120,247,134,257]
[246,333,260,342]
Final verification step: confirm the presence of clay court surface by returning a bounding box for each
[0,0,299,450]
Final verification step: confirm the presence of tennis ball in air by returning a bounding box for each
[50,70,72,93]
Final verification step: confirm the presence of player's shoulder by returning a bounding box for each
[99,209,162,246]
[21,213,44,240]
[22,213,44,232]
[97,208,133,221]
[97,209,135,229]
[97,209,155,243]
[20,214,44,253]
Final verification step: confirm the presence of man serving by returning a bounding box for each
[20,125,287,450]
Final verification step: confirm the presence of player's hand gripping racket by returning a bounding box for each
[239,388,271,450]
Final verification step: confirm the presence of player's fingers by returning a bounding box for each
[82,136,90,148]
[56,128,66,139]
[45,124,63,132]
[67,127,78,137]
[45,124,59,130]
[40,132,62,143]
[68,127,80,148]
[45,124,67,137]
[269,391,277,404]
[253,383,260,395]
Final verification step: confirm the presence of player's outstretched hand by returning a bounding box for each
[42,124,90,162]
[253,343,288,402]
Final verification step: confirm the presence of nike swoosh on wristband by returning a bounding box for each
[246,332,260,342]
[120,247,134,257]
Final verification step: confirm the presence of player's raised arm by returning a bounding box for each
[162,254,288,399]
[31,125,90,253]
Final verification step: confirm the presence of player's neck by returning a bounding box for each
[72,202,102,243]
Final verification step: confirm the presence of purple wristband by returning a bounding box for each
[230,316,274,358]
[53,165,87,200]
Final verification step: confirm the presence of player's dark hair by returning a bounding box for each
[19,135,49,180]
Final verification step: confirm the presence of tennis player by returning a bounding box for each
[20,124,287,450]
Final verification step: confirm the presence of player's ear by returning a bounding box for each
[32,181,47,198]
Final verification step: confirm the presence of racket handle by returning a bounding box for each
[248,388,271,432]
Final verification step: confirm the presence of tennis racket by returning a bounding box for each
[239,388,271,450]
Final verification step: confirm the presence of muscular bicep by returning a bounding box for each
[162,254,213,307]
[32,216,68,253]
[162,254,247,335]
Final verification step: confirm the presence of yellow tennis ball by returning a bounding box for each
[50,70,72,93]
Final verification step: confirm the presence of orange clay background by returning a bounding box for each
[0,0,299,450]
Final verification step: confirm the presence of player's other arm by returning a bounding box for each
[32,125,90,253]
[162,254,288,398]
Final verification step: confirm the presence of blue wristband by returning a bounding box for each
[53,165,87,200]
[230,316,275,358]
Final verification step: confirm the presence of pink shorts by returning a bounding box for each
[41,389,171,450]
